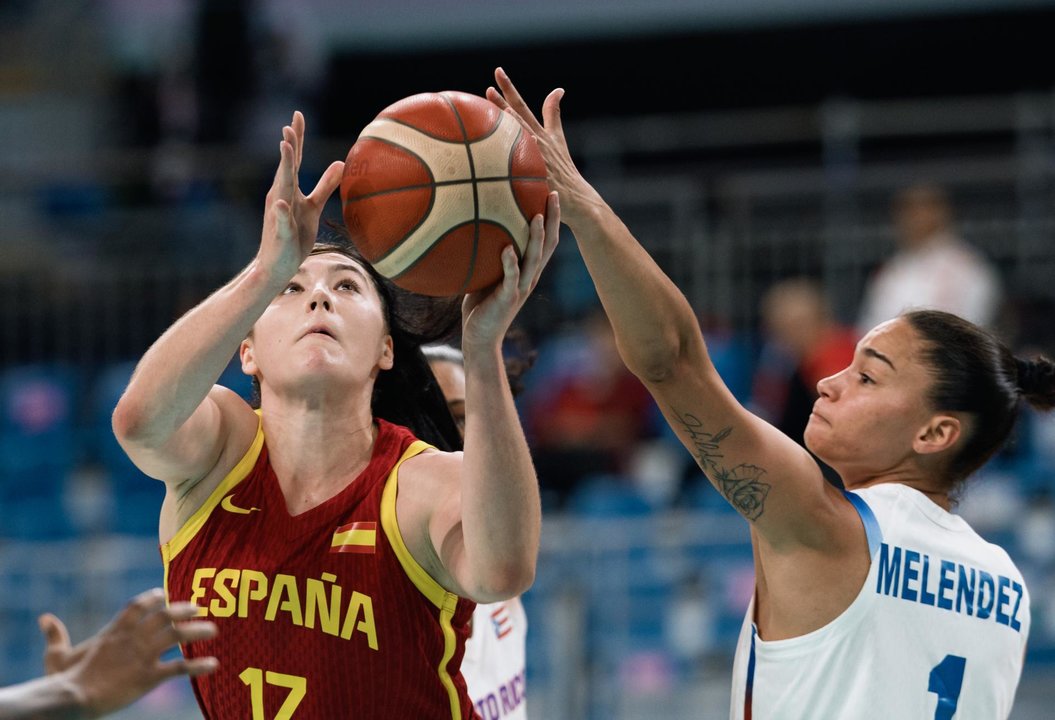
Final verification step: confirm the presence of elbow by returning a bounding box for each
[111,396,155,448]
[622,331,689,385]
[502,561,537,598]
[471,557,537,603]
[632,351,680,384]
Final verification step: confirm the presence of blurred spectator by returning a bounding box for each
[665,572,716,674]
[752,278,857,443]
[751,278,856,487]
[524,308,656,508]
[857,184,1002,333]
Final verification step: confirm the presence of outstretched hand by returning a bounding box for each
[461,192,560,351]
[486,68,602,227]
[259,111,346,279]
[39,588,217,717]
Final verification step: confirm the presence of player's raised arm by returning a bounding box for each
[489,70,855,550]
[112,113,344,491]
[411,194,558,602]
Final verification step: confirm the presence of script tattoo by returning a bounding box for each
[673,409,770,521]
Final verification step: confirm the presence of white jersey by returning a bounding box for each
[730,484,1029,720]
[461,598,528,720]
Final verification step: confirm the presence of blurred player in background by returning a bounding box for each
[857,183,1002,333]
[492,68,1052,719]
[111,111,558,718]
[0,588,215,720]
[424,343,530,720]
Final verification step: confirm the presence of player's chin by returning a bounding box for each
[295,352,355,383]
[802,422,828,457]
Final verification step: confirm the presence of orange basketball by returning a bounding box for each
[340,91,549,296]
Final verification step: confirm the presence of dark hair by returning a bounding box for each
[250,225,464,452]
[904,309,1055,486]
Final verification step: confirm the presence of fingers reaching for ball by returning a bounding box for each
[259,112,345,280]
[488,68,599,228]
[519,192,560,297]
[459,191,559,351]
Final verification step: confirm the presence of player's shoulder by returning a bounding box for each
[161,388,262,540]
[399,447,463,484]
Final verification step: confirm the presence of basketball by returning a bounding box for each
[340,91,549,296]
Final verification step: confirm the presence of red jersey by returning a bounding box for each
[163,416,478,719]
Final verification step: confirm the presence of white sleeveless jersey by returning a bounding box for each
[461,598,528,720]
[730,484,1029,720]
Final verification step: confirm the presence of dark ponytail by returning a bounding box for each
[1015,357,1055,412]
[904,310,1054,486]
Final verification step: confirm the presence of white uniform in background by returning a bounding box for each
[730,483,1029,720]
[856,232,1002,334]
[462,598,529,720]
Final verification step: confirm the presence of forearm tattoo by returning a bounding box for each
[673,409,770,521]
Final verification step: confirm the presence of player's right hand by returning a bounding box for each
[259,111,345,280]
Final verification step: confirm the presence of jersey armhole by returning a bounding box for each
[379,440,461,613]
[843,489,883,558]
[380,440,468,720]
[161,411,265,565]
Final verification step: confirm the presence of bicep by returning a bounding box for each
[647,355,842,548]
[117,385,257,489]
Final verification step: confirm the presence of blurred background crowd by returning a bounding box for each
[1,0,1054,718]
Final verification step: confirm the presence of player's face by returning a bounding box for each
[804,318,940,483]
[429,359,466,438]
[242,252,393,398]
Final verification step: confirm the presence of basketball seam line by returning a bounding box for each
[342,176,549,204]
[387,219,514,287]
[508,123,534,224]
[375,112,505,144]
[344,134,438,268]
[442,92,480,296]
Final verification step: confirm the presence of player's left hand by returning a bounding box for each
[40,589,218,717]
[461,191,559,350]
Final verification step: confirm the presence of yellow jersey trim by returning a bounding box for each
[380,440,464,720]
[438,598,464,720]
[162,411,265,565]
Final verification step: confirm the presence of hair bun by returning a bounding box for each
[1016,356,1055,411]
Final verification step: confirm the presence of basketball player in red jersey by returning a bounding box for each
[111,111,559,719]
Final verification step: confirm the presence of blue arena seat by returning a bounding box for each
[91,358,249,536]
[567,475,657,518]
[91,362,165,536]
[0,365,80,539]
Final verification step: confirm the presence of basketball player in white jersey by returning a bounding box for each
[491,68,1053,719]
[424,345,528,720]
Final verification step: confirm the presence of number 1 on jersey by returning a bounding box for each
[239,667,307,720]
[928,655,966,720]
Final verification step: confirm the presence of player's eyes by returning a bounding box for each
[859,373,874,385]
[337,279,359,292]
[283,282,302,294]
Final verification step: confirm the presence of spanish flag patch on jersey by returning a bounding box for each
[331,521,377,554]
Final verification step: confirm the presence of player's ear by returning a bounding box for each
[913,414,962,456]
[379,335,394,371]
[240,336,257,376]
